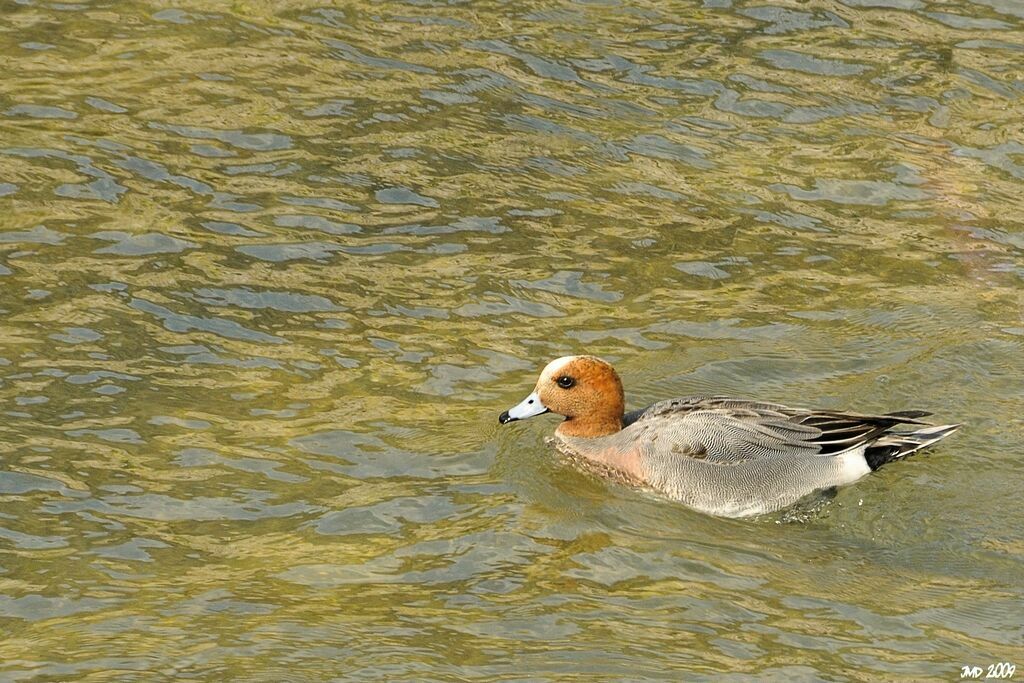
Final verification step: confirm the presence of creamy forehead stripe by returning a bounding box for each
[541,355,579,379]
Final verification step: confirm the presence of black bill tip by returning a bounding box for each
[498,411,516,425]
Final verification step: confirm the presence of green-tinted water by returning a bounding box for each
[2,0,1023,679]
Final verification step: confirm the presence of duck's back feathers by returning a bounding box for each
[560,396,959,516]
[625,396,948,461]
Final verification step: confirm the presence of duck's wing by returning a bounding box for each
[627,396,935,465]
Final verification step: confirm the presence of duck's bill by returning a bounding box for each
[498,391,549,424]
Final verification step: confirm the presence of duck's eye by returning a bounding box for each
[556,375,575,389]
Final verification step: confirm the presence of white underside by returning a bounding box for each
[837,447,872,483]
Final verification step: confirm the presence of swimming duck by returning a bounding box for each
[498,355,959,517]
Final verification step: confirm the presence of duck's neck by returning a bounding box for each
[556,415,623,438]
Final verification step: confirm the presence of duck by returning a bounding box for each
[498,355,959,517]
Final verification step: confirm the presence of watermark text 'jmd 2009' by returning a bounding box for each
[961,663,1016,680]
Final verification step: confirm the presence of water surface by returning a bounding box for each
[1,0,1023,679]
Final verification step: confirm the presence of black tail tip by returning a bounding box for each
[885,409,932,420]
[866,423,960,470]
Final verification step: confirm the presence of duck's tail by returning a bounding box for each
[864,423,961,471]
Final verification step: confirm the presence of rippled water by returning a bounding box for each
[2,0,1023,679]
